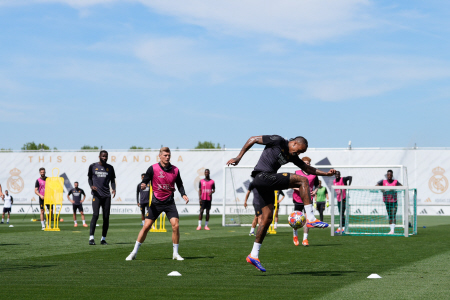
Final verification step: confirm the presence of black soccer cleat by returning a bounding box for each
[101,240,108,245]
[89,239,96,245]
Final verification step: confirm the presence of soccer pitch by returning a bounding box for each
[1,215,449,299]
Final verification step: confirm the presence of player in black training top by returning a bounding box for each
[67,181,87,228]
[137,173,150,226]
[227,135,336,272]
[87,150,116,245]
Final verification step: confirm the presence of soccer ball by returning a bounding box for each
[288,211,306,229]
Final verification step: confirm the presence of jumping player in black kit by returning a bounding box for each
[67,182,87,227]
[137,173,150,226]
[227,135,336,272]
[88,150,116,245]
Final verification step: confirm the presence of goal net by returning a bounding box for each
[331,186,417,237]
[223,165,409,227]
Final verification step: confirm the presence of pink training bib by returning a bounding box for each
[37,177,46,196]
[151,163,179,201]
[333,177,346,202]
[200,179,214,201]
[382,180,398,203]
[293,170,317,204]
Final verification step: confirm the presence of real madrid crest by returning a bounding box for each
[429,166,448,194]
[7,168,24,194]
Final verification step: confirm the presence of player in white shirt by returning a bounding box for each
[2,190,13,224]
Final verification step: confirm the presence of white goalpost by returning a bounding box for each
[222,165,411,228]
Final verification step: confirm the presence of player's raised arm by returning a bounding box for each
[226,136,263,166]
[295,159,336,177]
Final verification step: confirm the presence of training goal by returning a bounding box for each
[222,165,413,228]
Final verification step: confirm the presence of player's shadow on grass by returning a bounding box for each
[164,256,215,260]
[0,243,30,246]
[114,242,135,245]
[0,264,56,272]
[309,244,342,247]
[258,271,355,277]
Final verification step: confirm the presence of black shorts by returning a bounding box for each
[200,200,211,210]
[39,199,50,210]
[384,201,398,218]
[3,207,11,213]
[140,203,149,216]
[316,202,326,212]
[145,199,179,221]
[252,172,290,207]
[73,204,83,213]
[253,202,262,216]
[294,202,304,212]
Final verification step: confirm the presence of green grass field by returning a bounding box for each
[1,215,449,299]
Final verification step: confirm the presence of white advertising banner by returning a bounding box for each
[1,149,449,215]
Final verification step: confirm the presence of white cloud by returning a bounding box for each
[138,0,375,44]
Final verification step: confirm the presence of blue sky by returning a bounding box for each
[0,0,449,150]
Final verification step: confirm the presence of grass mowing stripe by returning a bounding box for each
[0,215,449,299]
[320,249,450,299]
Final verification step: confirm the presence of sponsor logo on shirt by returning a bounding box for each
[158,171,165,178]
[157,184,173,190]
[277,153,288,165]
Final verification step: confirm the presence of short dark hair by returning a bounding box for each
[291,136,308,147]
[100,150,108,156]
[74,181,78,184]
[205,169,210,172]
[141,173,146,177]
[387,170,393,174]
[39,167,45,172]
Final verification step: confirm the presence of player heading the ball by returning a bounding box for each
[126,147,189,261]
[226,135,336,272]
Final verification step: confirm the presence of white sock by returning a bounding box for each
[390,224,395,231]
[250,227,255,233]
[101,236,106,241]
[41,221,45,227]
[304,204,316,222]
[275,222,278,227]
[173,244,179,256]
[293,229,298,237]
[303,233,308,240]
[1,218,3,222]
[74,221,77,224]
[90,235,94,240]
[82,220,86,225]
[198,220,202,226]
[205,221,209,226]
[250,242,261,258]
[142,220,145,225]
[7,218,9,223]
[133,241,142,253]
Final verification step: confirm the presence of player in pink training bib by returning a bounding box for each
[126,147,189,261]
[333,171,352,233]
[376,169,402,235]
[34,167,48,230]
[291,156,319,247]
[197,169,215,230]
